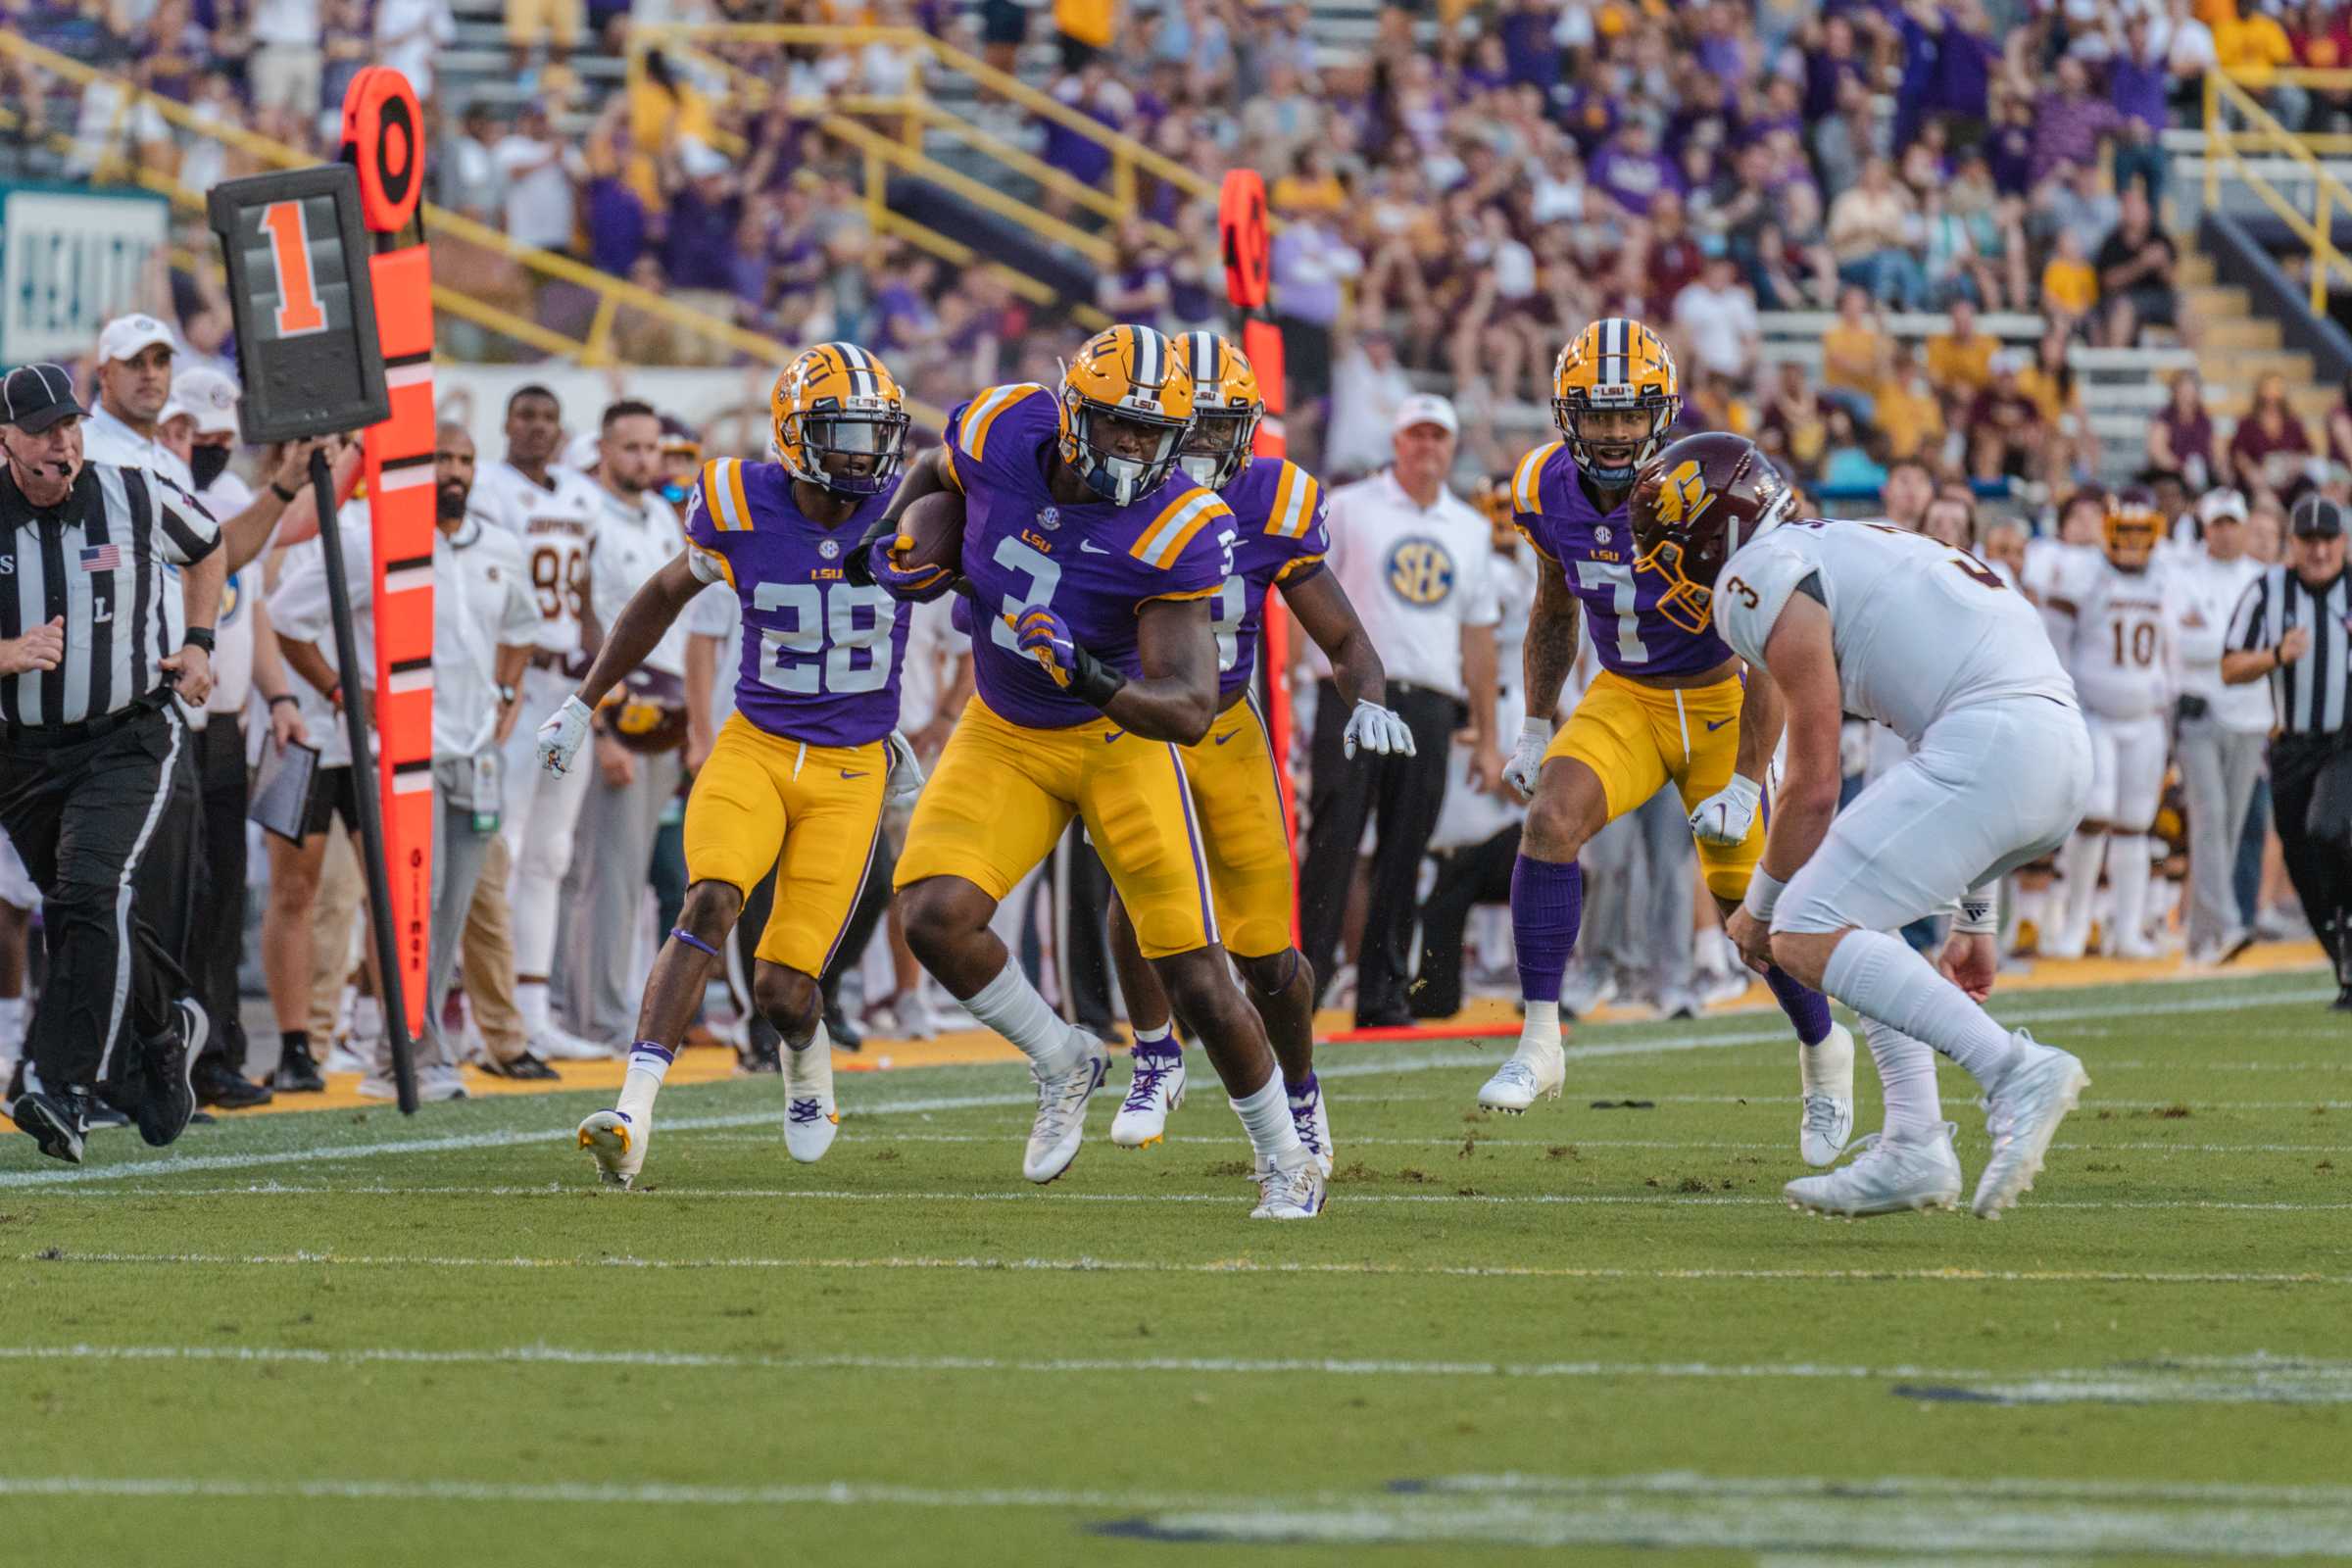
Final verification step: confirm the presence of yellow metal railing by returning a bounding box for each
[2219,67,2352,154]
[2205,70,2352,315]
[0,31,936,401]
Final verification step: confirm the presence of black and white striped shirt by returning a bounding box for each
[0,460,220,728]
[2228,564,2352,735]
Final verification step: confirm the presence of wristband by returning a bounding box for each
[271,479,299,504]
[1742,866,1786,924]
[1068,645,1127,710]
[1952,891,1999,935]
[267,693,299,710]
[182,627,216,654]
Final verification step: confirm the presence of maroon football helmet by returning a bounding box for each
[1629,432,1795,634]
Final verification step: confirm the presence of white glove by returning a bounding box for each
[1341,699,1416,760]
[536,695,594,777]
[884,728,926,804]
[1501,717,1550,801]
[1688,771,1764,848]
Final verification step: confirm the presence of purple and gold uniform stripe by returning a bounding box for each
[1131,486,1230,568]
[1165,742,1221,948]
[1265,464,1319,539]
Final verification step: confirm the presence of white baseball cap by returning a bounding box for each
[562,430,602,472]
[97,313,179,365]
[1393,393,1458,437]
[2195,487,2248,524]
[163,367,241,436]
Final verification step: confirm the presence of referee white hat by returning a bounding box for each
[163,367,242,436]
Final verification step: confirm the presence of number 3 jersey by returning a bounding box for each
[470,460,606,658]
[683,457,907,747]
[1511,439,1732,679]
[1713,516,2077,744]
[1211,456,1329,702]
[941,383,1233,729]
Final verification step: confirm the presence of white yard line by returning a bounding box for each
[677,1132,2348,1154]
[19,1250,2349,1286]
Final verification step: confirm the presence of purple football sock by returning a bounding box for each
[1764,964,1834,1047]
[1510,856,1583,1005]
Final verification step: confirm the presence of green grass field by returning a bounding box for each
[2,967,2348,1566]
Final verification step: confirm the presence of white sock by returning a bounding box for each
[516,981,551,1038]
[1230,1073,1306,1170]
[2109,834,2153,948]
[1861,1016,1943,1137]
[0,994,25,1060]
[2055,832,2104,948]
[616,1040,673,1123]
[1822,929,2020,1089]
[1522,999,1561,1044]
[788,1018,831,1060]
[965,960,1081,1078]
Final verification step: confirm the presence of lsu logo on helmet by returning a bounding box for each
[1553,318,1681,484]
[1173,329,1263,492]
[1060,324,1195,507]
[769,341,909,497]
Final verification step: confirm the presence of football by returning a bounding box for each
[891,488,968,581]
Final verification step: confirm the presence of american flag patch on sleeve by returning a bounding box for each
[78,544,122,572]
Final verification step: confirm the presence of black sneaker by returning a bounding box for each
[823,996,862,1051]
[738,1035,781,1075]
[193,1057,274,1109]
[10,1086,89,1163]
[273,1037,326,1094]
[135,998,205,1148]
[478,1051,561,1082]
[2333,985,2352,1013]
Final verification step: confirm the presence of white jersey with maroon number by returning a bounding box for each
[1712,516,2077,743]
[470,461,604,656]
[2047,553,2176,722]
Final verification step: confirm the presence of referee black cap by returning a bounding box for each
[2291,493,2346,540]
[0,363,88,433]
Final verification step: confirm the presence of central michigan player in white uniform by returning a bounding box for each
[2041,490,2178,960]
[1632,433,2095,1220]
[472,384,606,1058]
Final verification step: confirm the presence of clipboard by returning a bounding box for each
[249,738,321,845]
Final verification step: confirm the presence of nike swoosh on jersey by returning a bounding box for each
[1079,539,1111,554]
[1704,716,1735,732]
[1104,730,1124,742]
[840,770,870,779]
[1213,730,1238,745]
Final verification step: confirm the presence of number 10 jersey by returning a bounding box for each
[683,457,907,747]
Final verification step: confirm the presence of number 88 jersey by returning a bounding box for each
[471,460,607,657]
[683,457,908,746]
[940,383,1233,729]
[1511,438,1734,678]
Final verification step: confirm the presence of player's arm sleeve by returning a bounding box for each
[1508,442,1563,564]
[496,554,542,645]
[679,463,737,588]
[1136,491,1234,607]
[942,383,1050,497]
[1273,498,1331,587]
[154,477,222,565]
[1712,542,1814,671]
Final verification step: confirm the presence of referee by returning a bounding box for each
[0,363,221,1161]
[2224,492,2352,1009]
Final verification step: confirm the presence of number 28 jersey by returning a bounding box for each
[1511,439,1732,679]
[941,383,1233,729]
[1713,517,2077,744]
[684,457,907,747]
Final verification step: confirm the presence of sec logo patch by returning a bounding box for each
[1385,536,1456,607]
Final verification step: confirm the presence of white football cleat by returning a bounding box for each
[1289,1074,1334,1178]
[1799,1023,1856,1167]
[1250,1152,1327,1219]
[1023,1036,1108,1183]
[1109,1048,1185,1149]
[1973,1033,2089,1218]
[534,1022,614,1062]
[1784,1122,1963,1217]
[578,1108,646,1188]
[1478,1035,1564,1113]
[783,1036,840,1163]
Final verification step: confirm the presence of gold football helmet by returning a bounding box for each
[1060,323,1196,506]
[1173,329,1263,492]
[2103,487,2163,572]
[768,341,909,497]
[1553,317,1681,484]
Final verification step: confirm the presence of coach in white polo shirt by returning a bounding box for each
[1298,394,1503,1027]
[2171,488,2271,964]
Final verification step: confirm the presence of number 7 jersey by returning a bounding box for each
[1511,440,1734,677]
[1712,516,2078,743]
[683,457,908,746]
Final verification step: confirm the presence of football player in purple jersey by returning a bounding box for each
[537,344,922,1187]
[1100,330,1412,1177]
[859,324,1326,1218]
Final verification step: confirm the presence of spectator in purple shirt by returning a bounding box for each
[1802,13,1871,122]
[1591,119,1684,218]
[2031,55,2122,189]
[585,170,648,277]
[1984,87,2035,196]
[660,142,745,360]
[2110,12,2171,202]
[1497,0,1561,94]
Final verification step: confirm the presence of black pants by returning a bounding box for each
[1298,679,1460,1021]
[2272,732,2352,985]
[0,704,198,1092]
[1412,823,1521,1019]
[191,716,249,1070]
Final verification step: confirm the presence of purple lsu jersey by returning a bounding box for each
[1210,456,1329,701]
[1510,439,1736,678]
[943,383,1233,729]
[683,456,908,747]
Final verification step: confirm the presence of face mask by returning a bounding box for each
[190,444,232,490]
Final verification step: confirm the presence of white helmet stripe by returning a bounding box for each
[1131,325,1161,392]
